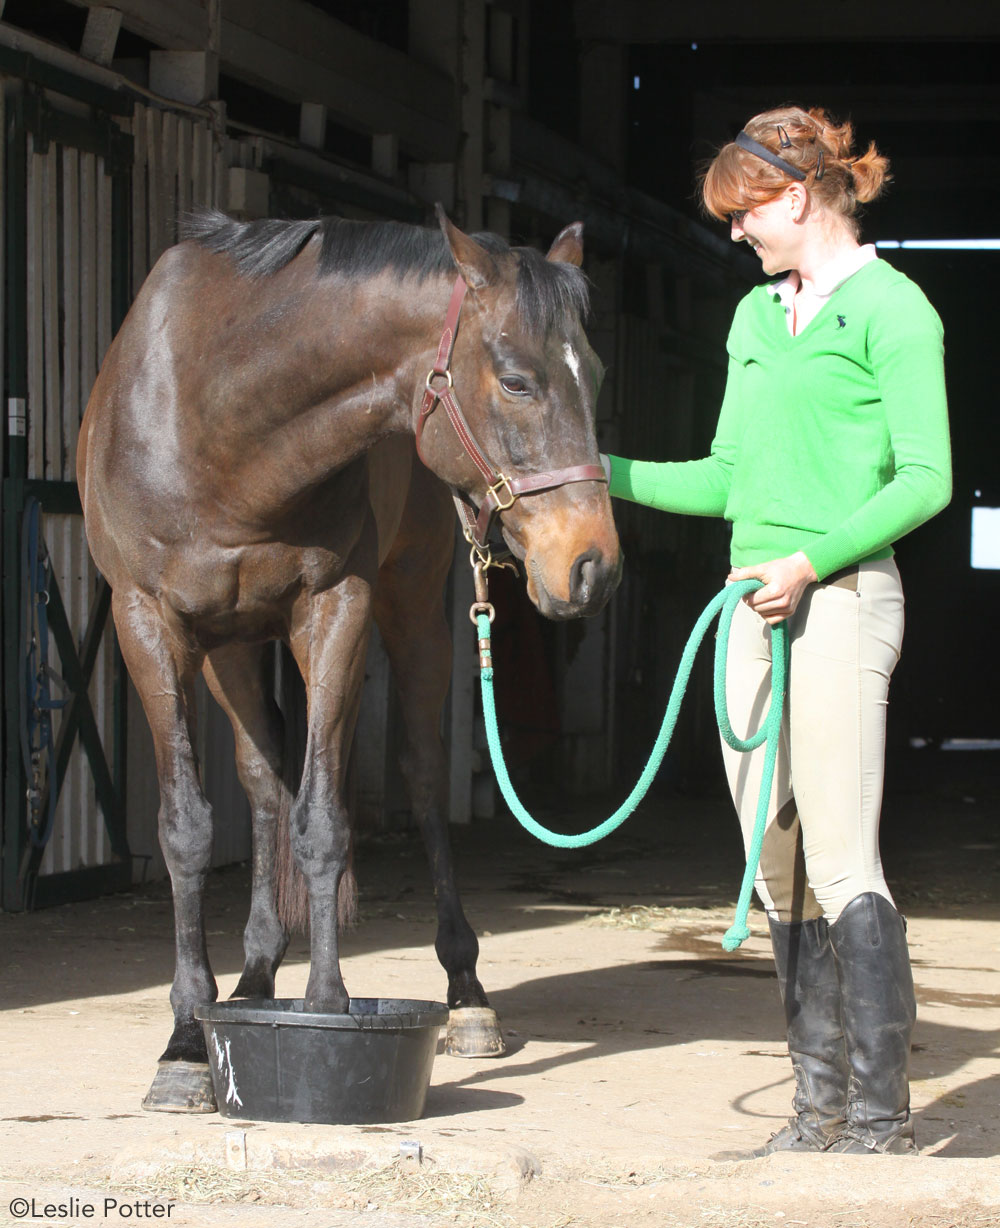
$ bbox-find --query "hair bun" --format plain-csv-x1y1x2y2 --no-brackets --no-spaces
848,142,892,203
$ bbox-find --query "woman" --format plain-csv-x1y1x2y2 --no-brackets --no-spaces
603,106,951,1155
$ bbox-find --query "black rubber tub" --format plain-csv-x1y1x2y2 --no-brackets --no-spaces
194,997,449,1124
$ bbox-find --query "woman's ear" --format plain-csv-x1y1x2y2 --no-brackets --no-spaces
787,182,809,221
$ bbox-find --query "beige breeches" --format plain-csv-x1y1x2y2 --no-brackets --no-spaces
720,559,905,923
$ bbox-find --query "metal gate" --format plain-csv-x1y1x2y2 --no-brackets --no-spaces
1,77,131,909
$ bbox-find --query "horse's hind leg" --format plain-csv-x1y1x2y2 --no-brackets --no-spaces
112,589,217,1111
203,643,290,999
374,479,505,1056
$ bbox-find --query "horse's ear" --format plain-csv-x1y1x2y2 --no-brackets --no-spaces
546,222,584,267
436,203,498,290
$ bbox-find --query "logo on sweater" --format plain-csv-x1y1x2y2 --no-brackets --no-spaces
836,315,847,329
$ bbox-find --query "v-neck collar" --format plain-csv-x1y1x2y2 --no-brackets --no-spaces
770,245,878,338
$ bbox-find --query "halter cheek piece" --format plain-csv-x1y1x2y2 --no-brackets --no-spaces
415,276,607,551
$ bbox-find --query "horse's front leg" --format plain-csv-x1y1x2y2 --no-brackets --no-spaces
203,643,290,999
113,589,218,1111
374,495,505,1056
288,568,374,1013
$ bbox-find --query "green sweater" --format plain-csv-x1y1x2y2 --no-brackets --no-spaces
608,258,952,580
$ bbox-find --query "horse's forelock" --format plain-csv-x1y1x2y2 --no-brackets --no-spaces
512,247,591,337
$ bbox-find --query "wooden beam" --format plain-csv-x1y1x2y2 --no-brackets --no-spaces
79,6,122,67
220,3,455,160
61,0,456,158
574,0,1000,43
64,0,210,50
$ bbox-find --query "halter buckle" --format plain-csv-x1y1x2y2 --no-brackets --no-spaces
487,473,516,512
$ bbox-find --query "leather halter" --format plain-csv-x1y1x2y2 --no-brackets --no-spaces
415,276,607,550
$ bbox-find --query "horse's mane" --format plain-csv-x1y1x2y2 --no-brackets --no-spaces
180,209,589,333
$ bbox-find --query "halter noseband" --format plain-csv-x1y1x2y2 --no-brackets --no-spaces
415,276,608,551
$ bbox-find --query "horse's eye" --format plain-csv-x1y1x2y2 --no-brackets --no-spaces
499,375,530,396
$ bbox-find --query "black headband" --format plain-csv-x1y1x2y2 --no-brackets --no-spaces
734,130,807,181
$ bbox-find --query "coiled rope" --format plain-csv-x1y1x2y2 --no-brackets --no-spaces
475,579,787,950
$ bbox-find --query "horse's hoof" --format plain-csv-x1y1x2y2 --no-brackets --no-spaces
445,1007,506,1058
141,1060,217,1113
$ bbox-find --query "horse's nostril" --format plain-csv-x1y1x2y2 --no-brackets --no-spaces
569,549,601,606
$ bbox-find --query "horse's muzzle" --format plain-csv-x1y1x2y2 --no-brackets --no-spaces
532,546,623,620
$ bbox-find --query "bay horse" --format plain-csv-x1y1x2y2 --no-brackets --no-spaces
77,205,621,1111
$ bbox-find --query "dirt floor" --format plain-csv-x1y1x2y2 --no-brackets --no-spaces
1,749,998,1228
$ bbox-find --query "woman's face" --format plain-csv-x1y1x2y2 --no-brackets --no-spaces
730,190,800,276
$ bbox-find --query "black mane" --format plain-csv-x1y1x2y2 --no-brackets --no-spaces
180,209,589,334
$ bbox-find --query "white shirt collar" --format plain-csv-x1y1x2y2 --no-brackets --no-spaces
771,244,878,308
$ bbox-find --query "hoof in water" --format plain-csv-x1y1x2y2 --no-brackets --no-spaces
445,1007,506,1058
141,1061,217,1113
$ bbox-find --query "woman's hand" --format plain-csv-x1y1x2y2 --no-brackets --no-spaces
728,551,819,625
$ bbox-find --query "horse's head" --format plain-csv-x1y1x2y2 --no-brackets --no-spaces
417,211,622,620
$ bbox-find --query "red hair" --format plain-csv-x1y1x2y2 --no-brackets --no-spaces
701,106,891,237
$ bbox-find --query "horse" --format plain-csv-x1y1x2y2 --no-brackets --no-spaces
77,204,622,1111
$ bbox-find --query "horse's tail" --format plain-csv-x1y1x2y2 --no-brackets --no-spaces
274,646,358,934
274,784,308,935
274,798,358,935
338,846,359,932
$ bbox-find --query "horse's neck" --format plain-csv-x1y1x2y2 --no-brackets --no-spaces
307,272,452,454
213,272,452,503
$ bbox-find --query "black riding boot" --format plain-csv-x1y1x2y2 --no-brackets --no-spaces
825,893,918,1155
753,916,850,1155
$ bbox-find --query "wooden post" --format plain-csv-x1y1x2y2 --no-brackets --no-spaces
372,133,399,180
408,0,459,214
149,51,219,107
41,144,60,480
299,102,327,150
484,4,515,238
579,41,627,173
458,0,485,230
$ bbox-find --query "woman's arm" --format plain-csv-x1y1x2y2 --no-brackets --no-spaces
605,353,744,516
802,281,952,581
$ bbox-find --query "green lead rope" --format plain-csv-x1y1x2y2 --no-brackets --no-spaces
476,579,788,951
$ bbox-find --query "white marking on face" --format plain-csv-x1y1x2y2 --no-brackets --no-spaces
562,342,582,389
